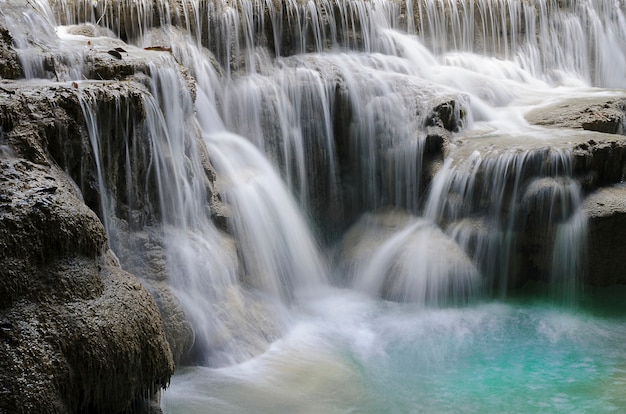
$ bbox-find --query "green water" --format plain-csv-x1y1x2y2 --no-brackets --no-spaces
162,287,626,413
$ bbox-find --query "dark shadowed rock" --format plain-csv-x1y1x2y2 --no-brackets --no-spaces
572,136,626,190
0,28,21,79
425,100,466,132
582,184,626,286
0,160,174,413
0,80,174,413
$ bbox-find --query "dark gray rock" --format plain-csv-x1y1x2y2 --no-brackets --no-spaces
0,28,21,79
572,137,626,190
0,159,174,413
0,80,175,413
582,184,626,285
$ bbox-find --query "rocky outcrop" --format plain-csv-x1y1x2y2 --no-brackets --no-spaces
572,137,626,191
526,96,626,135
434,128,626,290
341,210,480,304
582,184,626,285
0,79,174,412
0,28,21,79
0,159,174,413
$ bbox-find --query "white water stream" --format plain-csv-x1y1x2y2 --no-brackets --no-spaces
2,0,625,412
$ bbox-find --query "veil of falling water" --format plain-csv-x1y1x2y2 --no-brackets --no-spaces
3,0,626,412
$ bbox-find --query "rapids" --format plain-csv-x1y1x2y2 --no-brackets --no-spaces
2,0,626,412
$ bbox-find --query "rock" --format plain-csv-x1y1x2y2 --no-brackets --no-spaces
0,28,21,79
0,252,174,414
425,100,466,132
572,137,626,190
0,80,174,412
0,159,106,307
526,95,626,135
342,210,480,304
582,184,626,285
143,282,194,366
0,159,174,413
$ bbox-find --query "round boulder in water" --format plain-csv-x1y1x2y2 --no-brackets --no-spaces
343,211,480,305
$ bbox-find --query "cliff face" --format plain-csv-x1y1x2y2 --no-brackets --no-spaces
0,31,175,414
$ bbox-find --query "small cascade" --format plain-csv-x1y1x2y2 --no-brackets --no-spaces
344,211,480,305
50,0,626,87
75,52,302,366
219,62,338,209
0,0,62,79
214,49,464,228
141,27,330,301
426,143,588,298
202,130,328,302
52,0,173,41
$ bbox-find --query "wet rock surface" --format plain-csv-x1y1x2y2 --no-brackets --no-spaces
572,137,626,190
583,184,626,285
0,158,175,413
0,77,174,413
0,28,21,79
526,95,626,135
442,129,626,289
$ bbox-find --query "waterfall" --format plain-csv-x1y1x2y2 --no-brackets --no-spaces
24,0,599,340
4,0,622,404
4,0,625,412
424,144,587,297
49,0,626,87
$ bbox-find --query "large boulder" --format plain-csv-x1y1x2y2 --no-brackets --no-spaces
0,158,174,413
0,78,175,412
341,210,480,304
582,184,626,286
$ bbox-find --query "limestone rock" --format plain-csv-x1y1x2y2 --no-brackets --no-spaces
0,158,174,413
0,28,21,79
342,210,480,304
582,184,626,285
0,159,106,307
526,95,626,135
0,252,174,414
143,281,194,366
572,137,626,190
0,80,174,412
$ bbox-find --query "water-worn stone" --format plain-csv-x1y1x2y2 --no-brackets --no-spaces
526,95,626,135
342,210,480,304
572,137,626,190
0,252,174,414
0,159,175,413
0,28,21,79
0,79,174,412
582,184,626,285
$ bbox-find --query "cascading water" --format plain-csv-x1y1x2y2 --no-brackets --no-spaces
3,0,626,412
